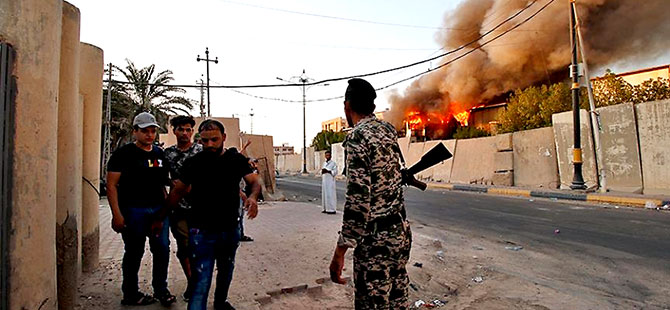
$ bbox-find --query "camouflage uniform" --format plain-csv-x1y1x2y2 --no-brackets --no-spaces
164,142,203,260
338,115,412,310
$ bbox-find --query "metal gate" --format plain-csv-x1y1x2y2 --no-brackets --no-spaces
0,41,16,310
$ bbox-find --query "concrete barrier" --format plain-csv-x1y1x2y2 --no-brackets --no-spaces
635,99,670,195
431,140,457,183
331,143,345,175
512,127,559,188
416,141,440,181
597,103,643,193
240,134,276,194
405,142,425,169
56,3,82,308
314,150,327,173
450,136,497,184
552,109,598,189
276,154,302,172
1,0,63,308
80,43,104,274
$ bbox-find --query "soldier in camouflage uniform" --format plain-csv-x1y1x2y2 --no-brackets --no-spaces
330,78,412,310
164,115,203,300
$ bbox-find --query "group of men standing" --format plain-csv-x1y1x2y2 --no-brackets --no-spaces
107,77,414,310
106,113,260,310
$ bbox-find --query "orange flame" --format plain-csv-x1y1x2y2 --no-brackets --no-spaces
406,111,424,131
454,111,470,126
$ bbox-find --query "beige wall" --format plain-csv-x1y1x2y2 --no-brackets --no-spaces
620,67,669,86
275,154,302,172
597,103,643,193
552,109,598,189
512,127,559,188
56,3,82,309
1,0,63,309
635,99,670,195
450,136,497,184
240,134,276,194
80,43,104,273
331,142,345,175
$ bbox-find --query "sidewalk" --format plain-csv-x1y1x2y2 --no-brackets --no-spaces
77,199,670,309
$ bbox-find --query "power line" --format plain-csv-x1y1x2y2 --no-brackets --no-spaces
220,0,467,31
107,0,539,91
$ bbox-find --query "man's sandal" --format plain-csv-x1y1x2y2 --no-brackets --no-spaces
120,292,156,306
155,291,177,306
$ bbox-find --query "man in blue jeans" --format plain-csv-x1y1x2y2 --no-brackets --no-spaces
164,119,260,310
106,112,176,306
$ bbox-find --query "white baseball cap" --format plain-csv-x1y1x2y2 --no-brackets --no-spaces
133,112,160,129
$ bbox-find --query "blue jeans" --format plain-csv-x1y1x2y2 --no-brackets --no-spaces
188,226,241,310
120,206,170,298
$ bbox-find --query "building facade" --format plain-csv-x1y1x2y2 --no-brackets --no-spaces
321,117,347,132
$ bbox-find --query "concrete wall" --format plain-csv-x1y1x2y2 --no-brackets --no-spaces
275,154,302,172
79,43,103,273
303,147,315,173
635,99,670,195
431,140,457,183
331,142,345,175
240,134,276,194
314,150,327,174
56,3,82,309
449,136,497,184
597,103,643,193
1,0,63,309
552,109,598,189
512,127,559,188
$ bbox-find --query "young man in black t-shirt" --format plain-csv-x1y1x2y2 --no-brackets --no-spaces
106,112,176,306
164,119,261,310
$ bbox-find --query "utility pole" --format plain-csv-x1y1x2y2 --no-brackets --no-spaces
101,62,112,179
196,47,218,117
196,77,206,118
572,0,607,193
277,70,329,174
569,0,586,190
249,108,255,134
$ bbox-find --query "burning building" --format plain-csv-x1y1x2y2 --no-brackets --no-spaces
388,0,670,139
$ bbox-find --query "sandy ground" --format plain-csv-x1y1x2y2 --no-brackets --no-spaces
77,201,670,309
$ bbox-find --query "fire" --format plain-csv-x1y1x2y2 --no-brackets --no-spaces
454,111,470,126
406,111,424,131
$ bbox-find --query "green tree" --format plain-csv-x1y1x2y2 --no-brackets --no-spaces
452,126,490,139
111,59,194,144
632,77,670,103
592,69,634,106
498,82,587,133
311,130,346,151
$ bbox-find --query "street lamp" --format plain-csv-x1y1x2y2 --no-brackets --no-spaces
277,70,329,174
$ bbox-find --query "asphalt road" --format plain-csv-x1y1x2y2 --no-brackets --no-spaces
277,175,670,263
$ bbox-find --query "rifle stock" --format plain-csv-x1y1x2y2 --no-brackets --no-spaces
401,143,453,191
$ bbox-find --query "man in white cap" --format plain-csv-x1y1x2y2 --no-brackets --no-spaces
106,112,176,306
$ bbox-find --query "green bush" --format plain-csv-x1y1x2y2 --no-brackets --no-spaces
452,126,490,139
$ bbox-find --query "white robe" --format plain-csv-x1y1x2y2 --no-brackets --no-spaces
321,160,338,212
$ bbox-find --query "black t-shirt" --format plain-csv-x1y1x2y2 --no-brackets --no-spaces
107,143,170,208
179,148,253,232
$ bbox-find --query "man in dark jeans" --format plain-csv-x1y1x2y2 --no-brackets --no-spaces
106,112,176,306
164,119,261,310
164,115,203,300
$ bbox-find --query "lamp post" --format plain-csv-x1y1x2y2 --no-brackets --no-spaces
196,47,218,117
569,0,586,190
277,70,328,174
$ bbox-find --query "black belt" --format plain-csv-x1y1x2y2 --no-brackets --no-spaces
367,213,405,233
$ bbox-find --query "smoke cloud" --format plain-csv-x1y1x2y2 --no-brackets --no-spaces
387,0,670,126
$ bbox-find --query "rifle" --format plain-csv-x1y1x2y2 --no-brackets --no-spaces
401,143,453,191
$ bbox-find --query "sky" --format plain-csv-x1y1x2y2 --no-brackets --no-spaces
69,0,461,149
69,0,670,150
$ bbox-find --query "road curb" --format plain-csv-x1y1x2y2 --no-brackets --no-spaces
426,182,669,208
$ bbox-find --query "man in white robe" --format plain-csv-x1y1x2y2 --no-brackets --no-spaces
321,150,338,214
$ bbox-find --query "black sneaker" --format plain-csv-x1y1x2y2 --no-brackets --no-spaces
215,300,236,310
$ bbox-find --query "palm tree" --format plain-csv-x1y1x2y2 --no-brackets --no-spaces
111,59,194,145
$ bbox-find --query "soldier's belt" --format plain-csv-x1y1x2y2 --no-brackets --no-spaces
367,213,405,233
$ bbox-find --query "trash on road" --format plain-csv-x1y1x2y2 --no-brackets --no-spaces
662,205,669,210
472,245,484,251
529,199,535,202
409,283,419,291
436,250,445,261
414,300,426,307
413,262,424,268
645,201,657,209
554,229,560,234
472,276,484,283
505,246,523,251
432,299,447,307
